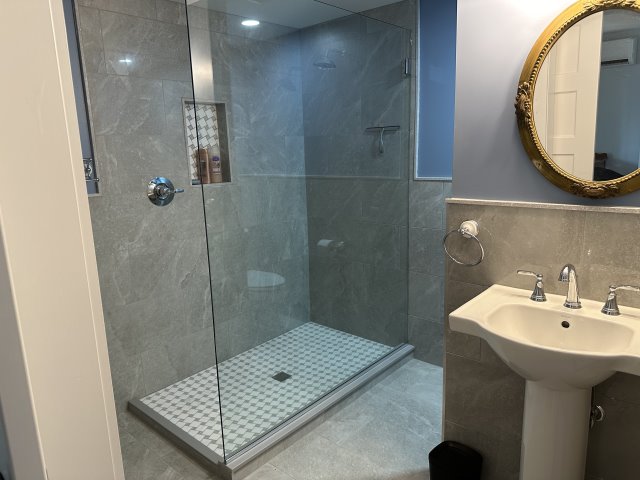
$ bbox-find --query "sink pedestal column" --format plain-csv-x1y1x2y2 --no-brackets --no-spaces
520,381,591,480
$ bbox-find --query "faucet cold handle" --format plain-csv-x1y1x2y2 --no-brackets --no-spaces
601,285,640,316
517,270,546,302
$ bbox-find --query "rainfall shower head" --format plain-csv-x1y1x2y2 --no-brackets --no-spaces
313,57,337,70
312,49,344,70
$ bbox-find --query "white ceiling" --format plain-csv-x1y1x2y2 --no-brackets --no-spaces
193,0,403,29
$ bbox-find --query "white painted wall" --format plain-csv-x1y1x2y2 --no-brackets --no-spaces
0,1,124,479
452,0,640,205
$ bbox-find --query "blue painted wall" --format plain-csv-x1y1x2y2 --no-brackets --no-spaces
416,0,457,179
452,0,640,206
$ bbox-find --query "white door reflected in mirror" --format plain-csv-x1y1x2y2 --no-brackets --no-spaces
533,9,640,182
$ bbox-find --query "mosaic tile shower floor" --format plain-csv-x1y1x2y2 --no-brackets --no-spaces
138,322,394,458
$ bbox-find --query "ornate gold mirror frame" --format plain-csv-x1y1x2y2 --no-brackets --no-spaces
515,0,640,198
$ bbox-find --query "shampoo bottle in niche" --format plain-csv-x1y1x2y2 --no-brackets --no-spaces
210,144,223,183
197,147,211,184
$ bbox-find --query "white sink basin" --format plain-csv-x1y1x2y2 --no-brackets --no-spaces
450,284,640,480
449,285,640,480
450,284,640,389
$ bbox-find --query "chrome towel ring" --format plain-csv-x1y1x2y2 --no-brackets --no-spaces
443,220,485,267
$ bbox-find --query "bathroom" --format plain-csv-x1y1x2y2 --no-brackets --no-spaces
2,0,640,479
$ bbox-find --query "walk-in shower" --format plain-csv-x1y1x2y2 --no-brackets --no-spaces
76,0,413,475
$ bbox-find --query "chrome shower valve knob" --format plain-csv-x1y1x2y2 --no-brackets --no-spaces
147,177,184,206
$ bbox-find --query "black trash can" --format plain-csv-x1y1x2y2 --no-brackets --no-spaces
429,441,483,480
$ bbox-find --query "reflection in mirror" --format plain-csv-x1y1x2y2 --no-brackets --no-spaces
534,9,640,182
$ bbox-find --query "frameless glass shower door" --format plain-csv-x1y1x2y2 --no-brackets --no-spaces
72,0,225,467
185,0,413,462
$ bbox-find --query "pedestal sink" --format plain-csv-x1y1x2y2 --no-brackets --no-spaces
450,285,640,480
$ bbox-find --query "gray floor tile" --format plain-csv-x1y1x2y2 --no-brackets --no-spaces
244,464,296,480
270,434,391,480
265,359,442,480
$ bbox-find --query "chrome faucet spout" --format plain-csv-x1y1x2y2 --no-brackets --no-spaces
558,264,581,309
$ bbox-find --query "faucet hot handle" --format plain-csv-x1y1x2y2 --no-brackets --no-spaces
517,270,546,302
601,285,640,316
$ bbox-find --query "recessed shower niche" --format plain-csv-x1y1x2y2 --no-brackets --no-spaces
183,100,231,185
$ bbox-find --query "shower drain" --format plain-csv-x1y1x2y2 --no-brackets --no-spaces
272,371,292,382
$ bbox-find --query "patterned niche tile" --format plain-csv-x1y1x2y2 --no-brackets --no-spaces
183,101,231,185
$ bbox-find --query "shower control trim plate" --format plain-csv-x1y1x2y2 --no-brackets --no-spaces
147,177,184,206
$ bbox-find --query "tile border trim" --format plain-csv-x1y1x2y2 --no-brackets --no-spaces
446,197,640,215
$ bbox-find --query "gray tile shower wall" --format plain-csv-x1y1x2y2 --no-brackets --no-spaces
301,2,414,348
78,0,216,412
409,181,449,366
444,200,640,480
76,0,310,473
363,0,447,364
191,6,310,362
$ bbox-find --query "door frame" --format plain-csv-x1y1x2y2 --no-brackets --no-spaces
0,1,124,478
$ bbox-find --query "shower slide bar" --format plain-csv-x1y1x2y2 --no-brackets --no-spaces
365,125,401,154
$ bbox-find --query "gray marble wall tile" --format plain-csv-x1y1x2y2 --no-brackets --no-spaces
100,10,189,59
409,227,444,277
155,0,187,26
119,433,183,480
87,74,166,135
308,216,407,271
78,0,157,19
446,203,587,290
361,80,408,130
141,326,216,393
408,271,443,321
361,179,408,226
445,353,525,440
408,316,443,366
284,137,306,175
303,90,362,137
104,50,192,82
445,280,487,361
77,7,106,74
409,181,446,229
306,178,362,221
361,28,407,88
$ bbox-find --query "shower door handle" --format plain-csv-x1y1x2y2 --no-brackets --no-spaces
147,177,184,206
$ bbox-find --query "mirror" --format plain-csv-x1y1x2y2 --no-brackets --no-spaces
516,1,640,198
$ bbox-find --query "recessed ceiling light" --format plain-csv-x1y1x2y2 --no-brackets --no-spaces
241,19,260,27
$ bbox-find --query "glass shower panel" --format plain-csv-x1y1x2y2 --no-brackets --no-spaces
186,0,411,461
73,0,224,466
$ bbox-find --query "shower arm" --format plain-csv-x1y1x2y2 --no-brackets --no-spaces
365,126,400,154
